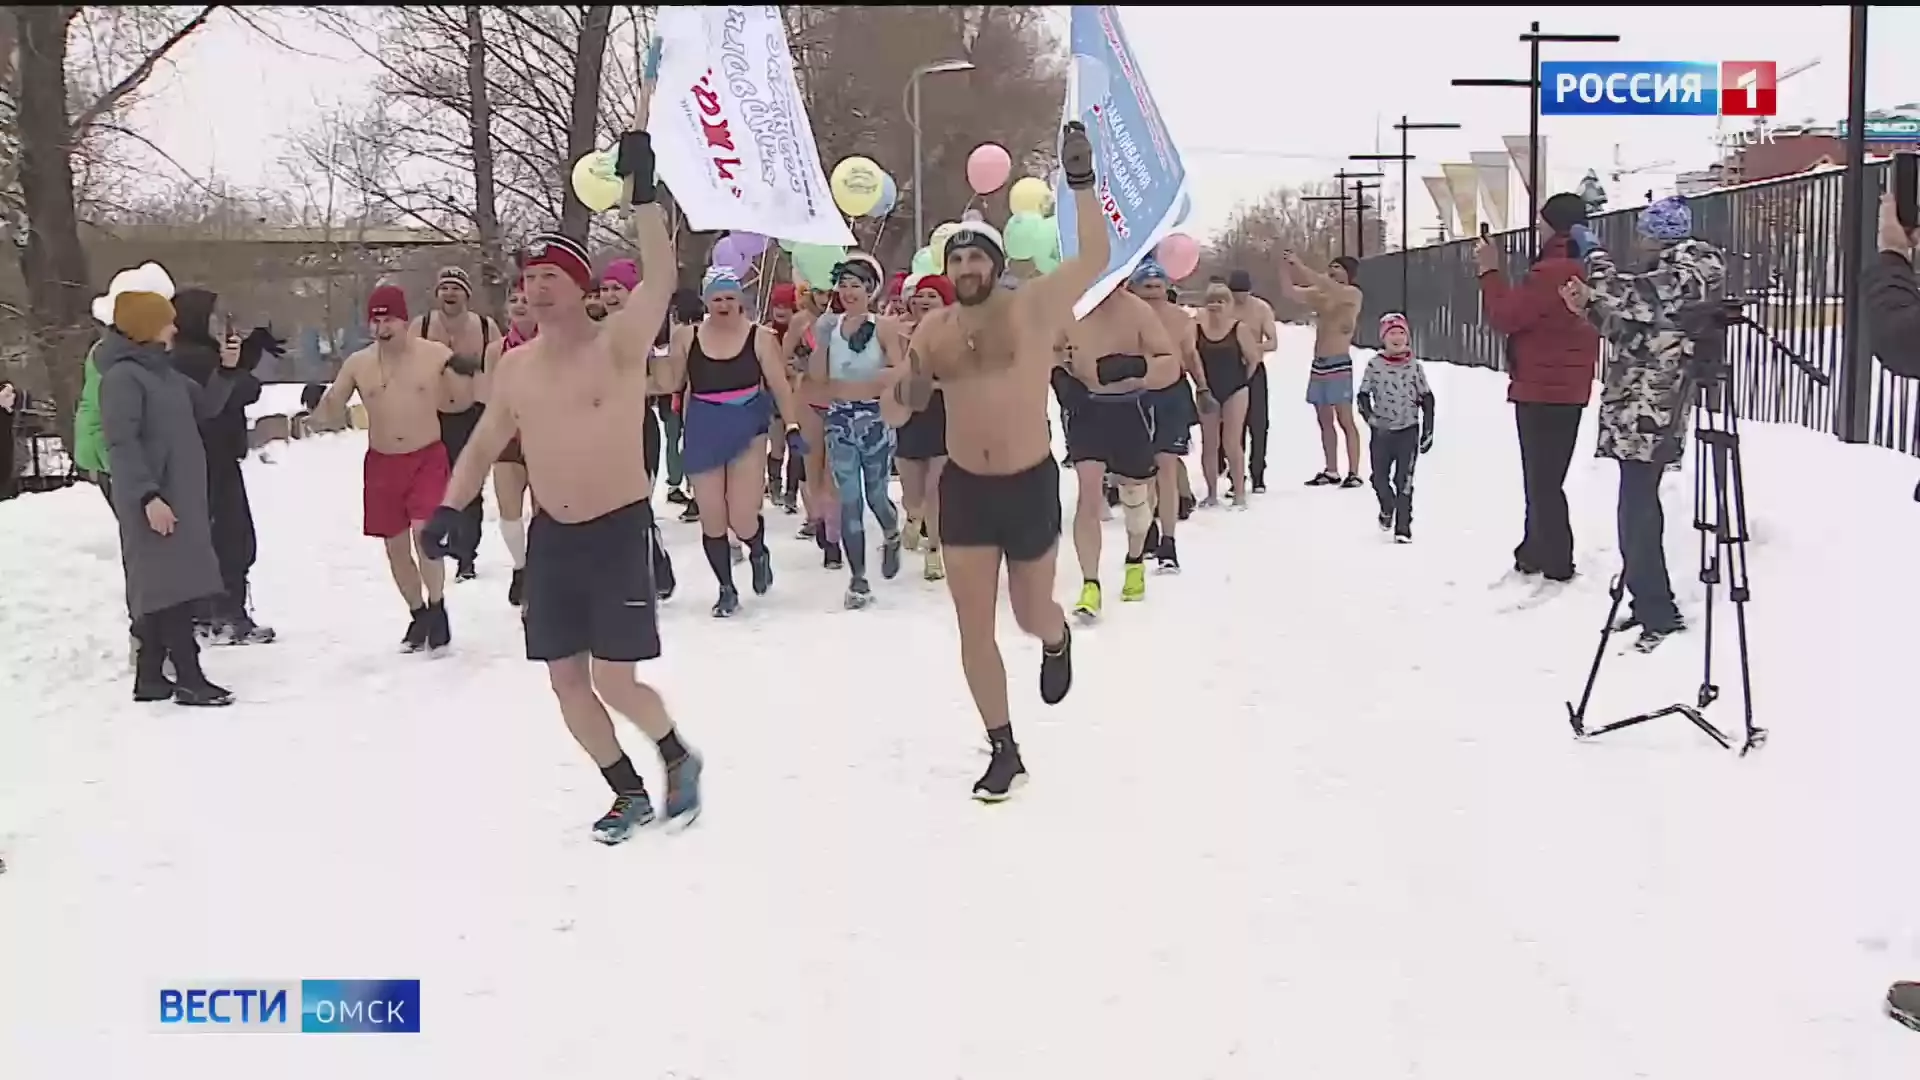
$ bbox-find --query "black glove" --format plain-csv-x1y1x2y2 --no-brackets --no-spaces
419,506,464,561
1061,121,1095,190
1355,391,1374,424
1095,354,1148,384
1195,388,1219,416
615,130,659,205
1419,426,1434,454
444,353,484,377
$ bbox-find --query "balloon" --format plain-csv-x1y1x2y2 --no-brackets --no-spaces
1042,216,1062,259
779,237,799,253
830,156,886,218
791,242,845,289
570,150,623,214
1155,232,1201,279
966,143,1012,195
911,246,936,275
712,236,752,277
729,231,769,257
928,221,962,265
869,174,899,219
1032,249,1061,275
1002,212,1050,261
1009,176,1052,217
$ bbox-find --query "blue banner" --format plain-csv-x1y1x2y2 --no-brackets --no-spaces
1053,6,1189,319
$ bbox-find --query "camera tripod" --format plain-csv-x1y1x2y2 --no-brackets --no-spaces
1564,299,1825,756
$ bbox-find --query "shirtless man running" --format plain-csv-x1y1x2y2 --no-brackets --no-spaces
313,285,470,652
885,121,1106,802
1061,285,1178,616
1226,269,1279,493
424,127,701,845
1279,251,1365,488
416,267,502,581
1128,258,1204,571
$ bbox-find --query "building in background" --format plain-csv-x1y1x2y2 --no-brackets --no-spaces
1679,111,1920,196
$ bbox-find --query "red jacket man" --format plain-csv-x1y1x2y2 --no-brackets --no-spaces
1476,192,1601,582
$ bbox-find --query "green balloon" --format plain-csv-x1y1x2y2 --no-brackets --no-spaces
1042,216,1062,259
791,243,845,288
911,246,936,275
779,237,799,253
1003,212,1050,261
1032,249,1061,275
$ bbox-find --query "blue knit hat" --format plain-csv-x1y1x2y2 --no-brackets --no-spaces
1639,196,1692,242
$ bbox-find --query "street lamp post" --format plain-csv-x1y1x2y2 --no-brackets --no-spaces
1351,181,1382,258
905,59,977,246
1352,115,1462,311
1452,21,1619,259
1838,4,1871,443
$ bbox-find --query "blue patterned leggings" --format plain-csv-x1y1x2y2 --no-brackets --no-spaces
824,401,901,579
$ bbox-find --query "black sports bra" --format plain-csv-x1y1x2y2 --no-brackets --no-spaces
685,327,763,395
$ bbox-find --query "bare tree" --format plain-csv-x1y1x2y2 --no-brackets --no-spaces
1195,184,1350,322
784,6,1066,273
6,5,221,443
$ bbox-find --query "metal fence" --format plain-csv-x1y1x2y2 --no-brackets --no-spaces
1354,162,1913,454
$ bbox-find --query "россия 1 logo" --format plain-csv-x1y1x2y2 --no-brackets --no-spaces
1540,61,1777,118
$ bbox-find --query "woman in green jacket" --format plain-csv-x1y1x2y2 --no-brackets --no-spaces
73,343,111,502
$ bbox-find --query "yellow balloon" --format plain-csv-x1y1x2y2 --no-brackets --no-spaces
929,222,962,265
830,156,886,218
571,150,624,214
1008,176,1053,217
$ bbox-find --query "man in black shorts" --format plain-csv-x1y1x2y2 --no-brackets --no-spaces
885,120,1108,802
426,125,701,845
1061,287,1179,617
1128,258,1201,572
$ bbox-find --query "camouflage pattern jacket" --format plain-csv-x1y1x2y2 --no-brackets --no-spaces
1582,238,1726,464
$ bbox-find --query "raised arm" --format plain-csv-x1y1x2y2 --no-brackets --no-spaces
1018,122,1112,334
1581,238,1723,335
652,325,692,396
1276,256,1320,309
604,131,676,367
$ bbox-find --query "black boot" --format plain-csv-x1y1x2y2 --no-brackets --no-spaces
972,726,1028,802
132,626,175,702
1039,622,1073,705
162,612,232,707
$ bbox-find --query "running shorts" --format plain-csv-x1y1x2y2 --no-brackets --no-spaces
363,441,450,539
1063,394,1158,481
523,500,661,663
939,456,1061,564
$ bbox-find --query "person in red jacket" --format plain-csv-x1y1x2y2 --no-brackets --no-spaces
1476,191,1601,582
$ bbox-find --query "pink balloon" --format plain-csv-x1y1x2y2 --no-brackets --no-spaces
966,143,1013,195
1155,232,1200,279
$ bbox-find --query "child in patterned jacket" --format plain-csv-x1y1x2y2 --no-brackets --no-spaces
1356,312,1436,542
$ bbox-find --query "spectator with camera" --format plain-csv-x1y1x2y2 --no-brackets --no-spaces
1476,192,1603,584
168,287,281,646
1869,190,1919,379
1558,196,1726,653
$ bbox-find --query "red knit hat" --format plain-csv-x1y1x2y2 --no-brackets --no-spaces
367,284,409,322
913,275,956,306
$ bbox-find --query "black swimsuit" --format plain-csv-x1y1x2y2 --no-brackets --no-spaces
1196,321,1249,401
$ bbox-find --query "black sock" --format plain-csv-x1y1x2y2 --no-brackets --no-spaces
1125,553,1144,565
766,453,782,489
986,722,1017,749
655,729,688,766
599,754,646,795
702,534,736,590
744,516,768,556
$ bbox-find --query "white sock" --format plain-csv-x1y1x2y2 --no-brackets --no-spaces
499,517,527,568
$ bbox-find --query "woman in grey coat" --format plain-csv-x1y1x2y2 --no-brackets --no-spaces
99,319,244,706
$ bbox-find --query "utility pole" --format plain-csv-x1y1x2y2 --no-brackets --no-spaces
1452,21,1620,259
1351,180,1382,258
1837,5,1871,443
1352,115,1462,311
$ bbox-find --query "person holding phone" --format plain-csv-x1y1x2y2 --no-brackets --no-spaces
1868,174,1920,380
1474,191,1602,585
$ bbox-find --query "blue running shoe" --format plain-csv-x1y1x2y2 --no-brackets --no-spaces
592,792,655,845
664,751,703,826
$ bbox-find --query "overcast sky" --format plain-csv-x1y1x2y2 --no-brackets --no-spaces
125,5,1920,246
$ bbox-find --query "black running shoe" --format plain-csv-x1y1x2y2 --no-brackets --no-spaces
678,499,700,524
748,543,774,595
424,600,451,651
174,680,234,707
1305,471,1338,486
401,606,429,652
1377,509,1394,531
1154,535,1180,573
666,487,690,505
972,730,1027,802
455,559,477,582
1039,623,1073,705
1177,494,1195,521
822,541,844,570
1340,473,1364,489
507,568,526,607
712,588,741,618
592,791,656,844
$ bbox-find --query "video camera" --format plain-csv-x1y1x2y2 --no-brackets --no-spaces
1678,296,1829,389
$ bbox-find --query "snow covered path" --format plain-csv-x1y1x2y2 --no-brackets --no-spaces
3,327,1918,1078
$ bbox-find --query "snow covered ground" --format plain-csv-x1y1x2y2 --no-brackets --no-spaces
3,324,1919,1078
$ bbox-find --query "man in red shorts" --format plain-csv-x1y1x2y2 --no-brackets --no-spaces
313,284,469,652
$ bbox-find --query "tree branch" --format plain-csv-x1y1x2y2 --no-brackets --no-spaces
68,4,222,138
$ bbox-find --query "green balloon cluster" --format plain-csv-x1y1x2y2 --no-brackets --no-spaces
911,246,936,275
1003,212,1053,261
781,240,846,289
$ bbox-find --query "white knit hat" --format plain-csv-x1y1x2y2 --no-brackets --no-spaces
92,262,176,326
